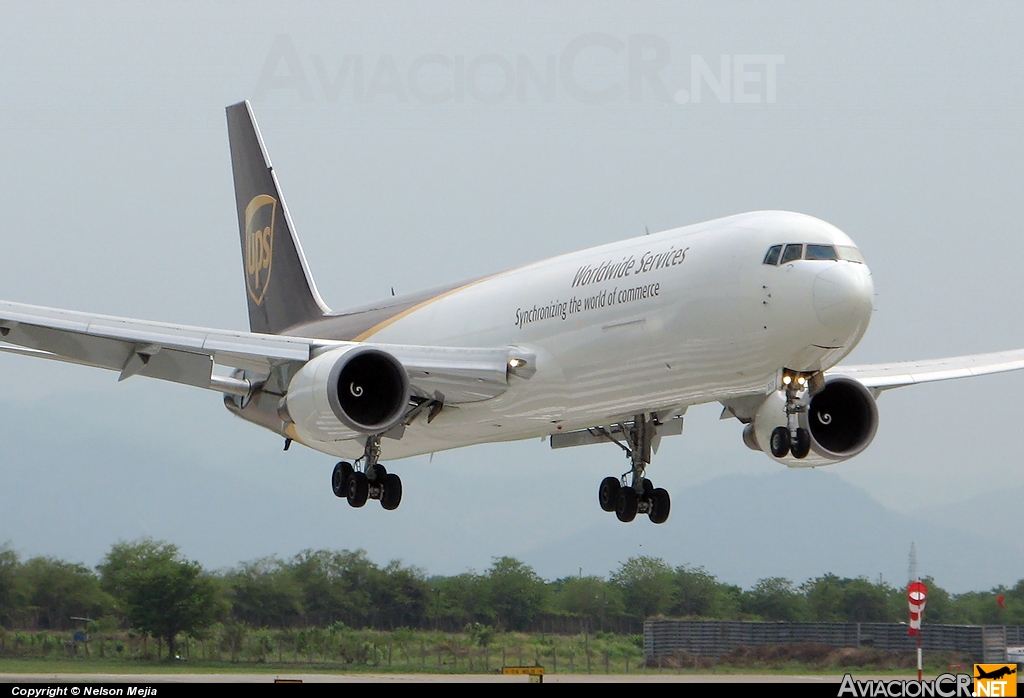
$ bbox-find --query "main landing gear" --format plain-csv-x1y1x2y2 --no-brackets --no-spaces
596,414,671,524
769,372,814,460
330,434,403,510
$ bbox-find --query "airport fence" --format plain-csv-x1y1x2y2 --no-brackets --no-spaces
644,620,1023,664
425,613,643,635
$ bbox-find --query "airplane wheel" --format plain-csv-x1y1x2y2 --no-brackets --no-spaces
616,487,638,523
368,463,387,482
381,473,402,510
791,428,811,459
770,427,790,458
347,471,369,508
332,462,354,498
599,477,621,512
641,478,655,497
649,488,671,524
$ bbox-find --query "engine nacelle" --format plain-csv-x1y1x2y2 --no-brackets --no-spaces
748,376,879,465
285,345,411,444
806,376,879,460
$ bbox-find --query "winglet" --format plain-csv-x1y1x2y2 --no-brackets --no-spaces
226,101,330,334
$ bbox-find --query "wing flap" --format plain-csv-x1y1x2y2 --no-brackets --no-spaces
135,349,214,388
6,321,132,371
0,339,216,389
0,343,101,369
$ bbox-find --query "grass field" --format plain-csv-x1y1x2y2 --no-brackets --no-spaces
0,644,978,678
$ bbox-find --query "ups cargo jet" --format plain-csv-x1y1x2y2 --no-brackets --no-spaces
2,102,1023,524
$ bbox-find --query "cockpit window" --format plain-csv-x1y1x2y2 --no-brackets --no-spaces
765,243,865,266
837,245,865,263
763,245,782,265
805,244,839,261
779,244,803,264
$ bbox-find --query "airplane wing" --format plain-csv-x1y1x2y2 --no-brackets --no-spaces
0,300,518,403
829,348,1024,391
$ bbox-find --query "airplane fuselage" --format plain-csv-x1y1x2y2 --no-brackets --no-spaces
276,210,874,461
3,101,1016,523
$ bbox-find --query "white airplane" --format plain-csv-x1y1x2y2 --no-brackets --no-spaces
3,101,1023,525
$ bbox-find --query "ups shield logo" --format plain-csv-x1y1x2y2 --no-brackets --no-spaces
244,194,276,305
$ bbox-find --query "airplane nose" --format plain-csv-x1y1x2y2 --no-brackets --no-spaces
813,263,874,331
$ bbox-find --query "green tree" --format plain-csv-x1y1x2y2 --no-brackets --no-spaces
486,557,548,631
289,549,389,627
670,565,738,618
1001,579,1024,625
550,575,623,621
885,583,909,622
840,577,891,622
610,556,675,619
371,560,428,630
804,575,892,623
98,539,224,658
227,557,303,628
951,591,1001,625
804,573,845,621
0,544,23,628
915,577,955,624
428,572,492,628
20,557,112,629
741,577,805,621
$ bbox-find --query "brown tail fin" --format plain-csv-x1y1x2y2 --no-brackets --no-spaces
226,101,329,334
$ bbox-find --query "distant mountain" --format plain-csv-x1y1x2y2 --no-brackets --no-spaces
913,484,1024,547
2,389,1020,594
520,470,1024,593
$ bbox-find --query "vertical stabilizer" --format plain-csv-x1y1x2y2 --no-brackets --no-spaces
226,101,329,334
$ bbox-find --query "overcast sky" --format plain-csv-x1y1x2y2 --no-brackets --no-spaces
1,2,1022,587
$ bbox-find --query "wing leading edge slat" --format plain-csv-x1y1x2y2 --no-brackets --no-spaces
830,348,1024,389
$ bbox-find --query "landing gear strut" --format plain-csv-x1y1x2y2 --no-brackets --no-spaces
330,434,403,510
770,371,816,459
595,414,671,524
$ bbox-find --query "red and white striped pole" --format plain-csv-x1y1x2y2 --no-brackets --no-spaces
907,581,928,681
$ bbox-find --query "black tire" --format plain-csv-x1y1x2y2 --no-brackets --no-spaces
599,477,621,512
368,463,387,482
381,473,402,510
641,478,655,497
770,426,790,458
791,428,811,459
347,471,369,508
332,462,354,498
616,487,638,523
649,488,671,524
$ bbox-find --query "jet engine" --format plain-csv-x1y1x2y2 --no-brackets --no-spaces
745,376,879,464
285,345,411,444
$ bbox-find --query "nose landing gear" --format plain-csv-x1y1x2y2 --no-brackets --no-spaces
769,371,816,459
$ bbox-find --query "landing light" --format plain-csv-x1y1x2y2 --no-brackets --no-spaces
782,375,792,385
506,355,537,380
